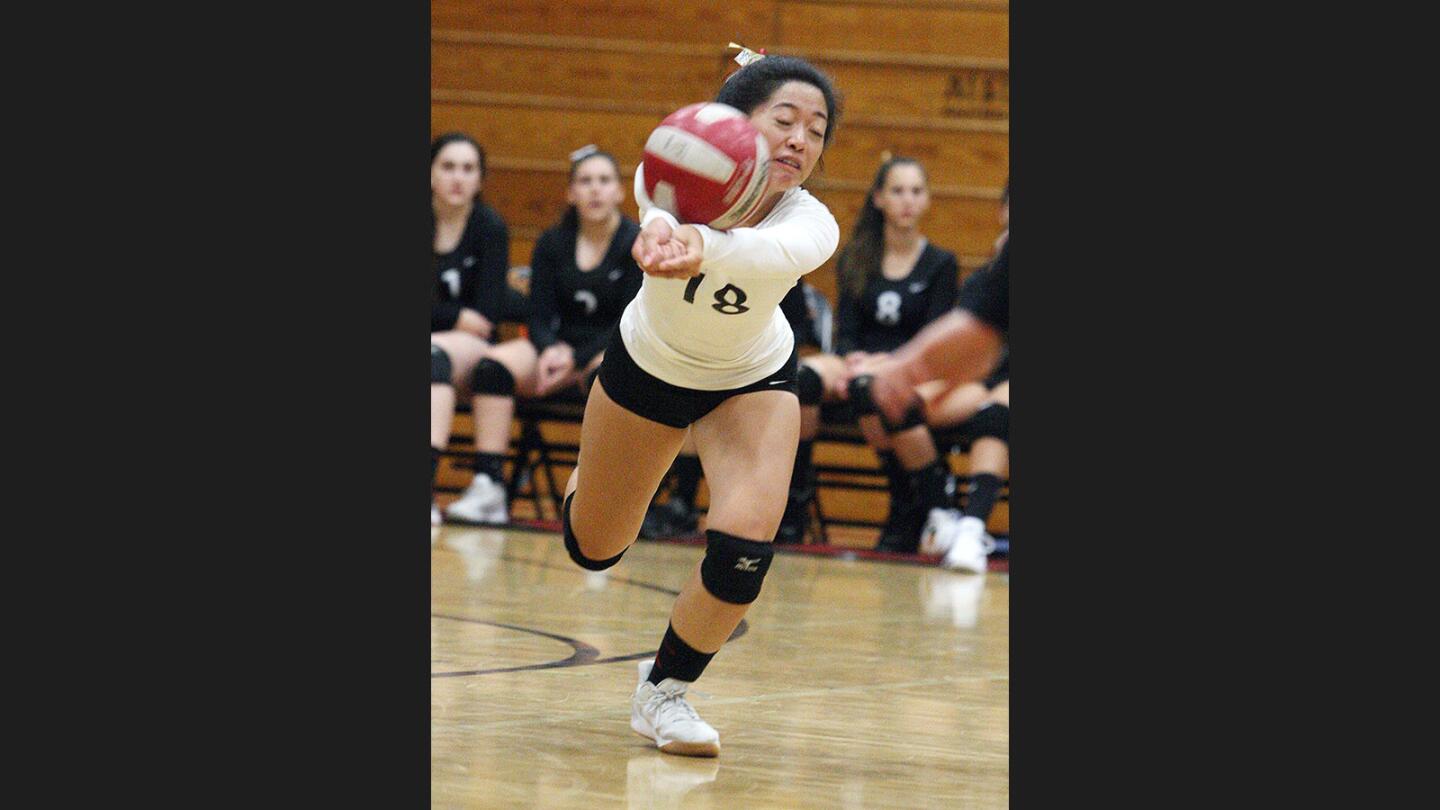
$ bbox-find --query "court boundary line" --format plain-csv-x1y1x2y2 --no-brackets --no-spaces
431,551,748,678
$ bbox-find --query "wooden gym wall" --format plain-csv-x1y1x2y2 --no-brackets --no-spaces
431,0,1010,309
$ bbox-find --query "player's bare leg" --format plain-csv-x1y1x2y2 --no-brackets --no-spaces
928,381,1008,570
447,337,539,524
562,379,688,562
430,384,455,454
431,331,489,528
430,332,488,393
677,388,796,646
628,390,797,757
470,338,539,454
431,380,456,532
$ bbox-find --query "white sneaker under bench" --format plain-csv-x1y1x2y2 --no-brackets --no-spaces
631,660,720,758
941,513,996,574
444,473,508,524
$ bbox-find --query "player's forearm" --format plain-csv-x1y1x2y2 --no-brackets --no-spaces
636,170,838,279
692,217,838,279
892,310,1004,388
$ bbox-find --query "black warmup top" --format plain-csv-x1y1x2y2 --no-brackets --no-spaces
835,242,960,355
957,239,1008,337
779,283,821,352
432,203,510,334
527,216,644,367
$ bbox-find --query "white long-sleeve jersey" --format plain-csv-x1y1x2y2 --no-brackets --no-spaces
620,169,840,389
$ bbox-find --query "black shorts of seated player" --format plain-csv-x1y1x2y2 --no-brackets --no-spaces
598,329,799,429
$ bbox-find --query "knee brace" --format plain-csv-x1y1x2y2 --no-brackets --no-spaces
848,373,922,431
847,374,878,415
431,345,452,385
963,403,1009,444
797,364,823,406
471,358,516,396
562,492,628,571
700,529,775,604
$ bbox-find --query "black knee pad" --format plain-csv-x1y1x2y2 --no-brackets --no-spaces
471,358,516,396
431,345,452,385
849,373,922,430
699,530,775,604
562,492,627,571
847,374,878,415
964,403,1009,443
797,364,823,406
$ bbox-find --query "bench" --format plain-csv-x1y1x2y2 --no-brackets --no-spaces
438,395,1009,546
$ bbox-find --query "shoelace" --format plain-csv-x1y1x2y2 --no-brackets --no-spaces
648,685,704,725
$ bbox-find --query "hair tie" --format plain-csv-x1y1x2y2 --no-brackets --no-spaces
568,144,600,163
727,42,767,68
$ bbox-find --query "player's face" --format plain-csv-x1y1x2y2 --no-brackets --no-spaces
750,81,828,193
873,164,930,229
566,156,625,224
432,142,482,207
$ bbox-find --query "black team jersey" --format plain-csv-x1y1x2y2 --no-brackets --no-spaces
957,238,1008,337
432,202,510,334
528,216,644,367
835,242,960,355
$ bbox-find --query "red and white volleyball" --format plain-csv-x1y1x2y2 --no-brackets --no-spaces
640,102,770,230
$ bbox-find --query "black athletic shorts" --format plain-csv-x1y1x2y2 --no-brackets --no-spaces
597,331,799,428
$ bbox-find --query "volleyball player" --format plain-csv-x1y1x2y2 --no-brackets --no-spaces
917,190,1010,570
561,54,841,757
849,238,1008,465
786,157,961,550
446,146,642,524
429,133,518,527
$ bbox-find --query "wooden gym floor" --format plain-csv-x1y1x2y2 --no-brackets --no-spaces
432,525,1009,808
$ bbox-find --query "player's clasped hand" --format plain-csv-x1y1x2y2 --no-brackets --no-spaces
865,358,925,426
534,343,576,397
632,219,704,279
